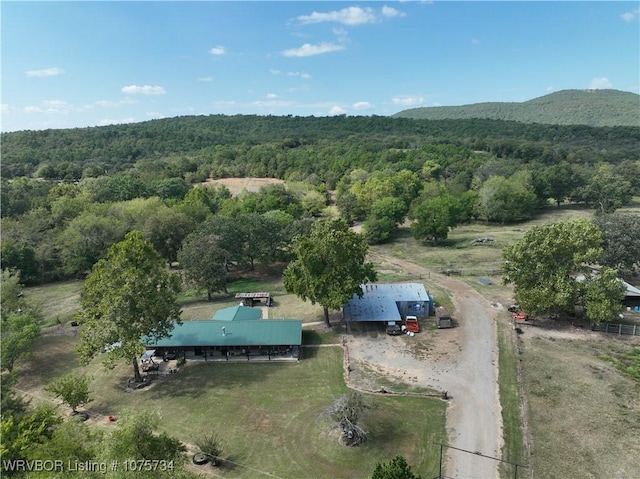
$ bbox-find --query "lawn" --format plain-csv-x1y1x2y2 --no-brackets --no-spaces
16,336,447,479
496,315,527,477
519,336,640,479
18,202,640,478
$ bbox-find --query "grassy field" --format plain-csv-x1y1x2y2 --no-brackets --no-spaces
496,315,528,477
519,336,640,479
18,201,640,478
16,335,446,479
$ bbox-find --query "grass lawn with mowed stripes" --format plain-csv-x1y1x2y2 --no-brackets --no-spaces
17,336,447,479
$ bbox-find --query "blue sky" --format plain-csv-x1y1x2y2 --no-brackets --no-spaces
2,1,639,132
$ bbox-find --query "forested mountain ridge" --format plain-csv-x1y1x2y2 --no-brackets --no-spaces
2,115,639,181
393,89,640,127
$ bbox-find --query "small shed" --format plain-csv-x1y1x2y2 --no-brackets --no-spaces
622,280,640,310
235,292,272,307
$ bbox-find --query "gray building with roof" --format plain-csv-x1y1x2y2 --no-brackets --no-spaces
342,283,432,325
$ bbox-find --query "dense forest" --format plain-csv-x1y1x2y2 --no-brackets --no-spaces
394,89,640,127
1,114,639,286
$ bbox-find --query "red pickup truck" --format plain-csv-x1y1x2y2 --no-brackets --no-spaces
404,316,420,333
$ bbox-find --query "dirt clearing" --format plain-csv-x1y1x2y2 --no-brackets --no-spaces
198,177,285,195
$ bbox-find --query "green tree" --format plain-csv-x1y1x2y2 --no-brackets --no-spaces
57,212,126,275
142,208,194,264
0,405,60,474
579,164,633,215
0,242,39,285
409,195,459,244
1,269,26,318
101,410,186,464
580,268,626,324
336,191,363,224
178,233,229,300
478,176,537,224
371,456,422,479
46,374,92,413
77,231,182,383
540,162,577,206
363,217,396,245
593,213,640,274
283,218,377,327
502,220,606,318
1,313,41,373
26,419,102,476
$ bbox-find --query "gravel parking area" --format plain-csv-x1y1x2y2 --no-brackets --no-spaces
345,260,503,478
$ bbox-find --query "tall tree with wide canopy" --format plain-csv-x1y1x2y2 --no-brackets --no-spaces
593,213,640,275
502,219,624,322
283,218,377,327
77,231,181,382
178,232,229,300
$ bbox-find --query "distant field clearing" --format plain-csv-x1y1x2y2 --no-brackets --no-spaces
198,177,285,195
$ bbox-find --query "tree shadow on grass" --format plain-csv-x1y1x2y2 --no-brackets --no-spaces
16,335,80,391
145,361,284,400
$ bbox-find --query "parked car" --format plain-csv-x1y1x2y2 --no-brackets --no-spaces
404,316,420,333
385,323,402,335
435,307,453,329
163,350,178,361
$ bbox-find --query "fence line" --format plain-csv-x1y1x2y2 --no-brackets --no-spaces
591,322,640,336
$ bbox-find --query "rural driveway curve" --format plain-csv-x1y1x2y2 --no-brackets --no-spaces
346,255,502,479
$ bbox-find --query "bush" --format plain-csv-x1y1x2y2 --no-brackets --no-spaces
195,433,224,466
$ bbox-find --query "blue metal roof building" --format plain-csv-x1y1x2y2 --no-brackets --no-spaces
342,283,432,323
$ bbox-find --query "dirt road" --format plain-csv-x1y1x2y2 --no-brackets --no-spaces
346,254,503,478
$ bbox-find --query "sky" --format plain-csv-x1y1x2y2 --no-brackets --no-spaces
1,1,639,132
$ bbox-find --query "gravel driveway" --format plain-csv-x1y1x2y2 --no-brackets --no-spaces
345,258,502,478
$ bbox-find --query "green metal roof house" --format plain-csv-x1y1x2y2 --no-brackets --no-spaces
212,305,262,321
145,318,302,361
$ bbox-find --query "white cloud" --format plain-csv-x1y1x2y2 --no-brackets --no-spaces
209,46,227,55
270,69,312,79
1,103,11,113
621,8,640,22
546,86,555,92
266,93,278,99
96,98,137,107
121,85,166,95
329,105,347,115
197,76,213,82
25,67,64,77
146,112,165,119
352,101,373,110
589,77,613,89
297,6,378,25
471,38,481,45
24,106,44,113
42,100,69,108
333,27,350,44
391,95,425,106
99,117,135,126
382,5,405,19
282,42,345,57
